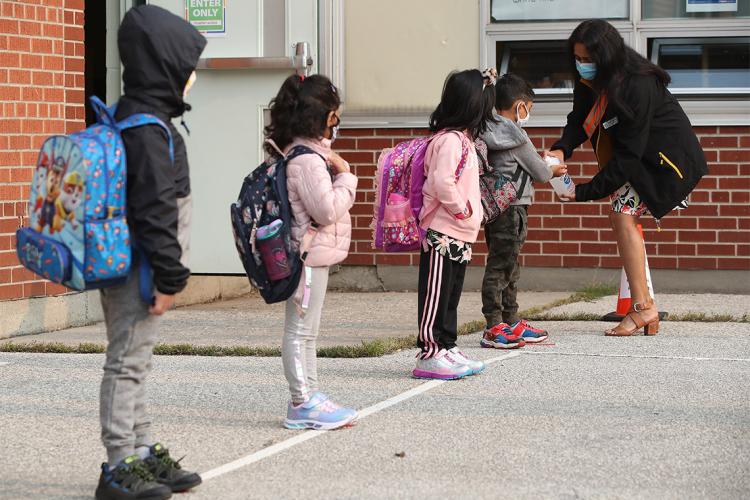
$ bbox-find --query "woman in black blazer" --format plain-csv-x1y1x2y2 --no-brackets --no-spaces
547,19,708,337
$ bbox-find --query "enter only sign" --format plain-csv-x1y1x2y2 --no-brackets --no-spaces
185,0,226,36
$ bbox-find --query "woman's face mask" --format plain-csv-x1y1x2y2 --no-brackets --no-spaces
184,72,197,97
576,60,597,80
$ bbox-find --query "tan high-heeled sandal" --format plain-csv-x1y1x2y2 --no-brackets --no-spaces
605,299,659,336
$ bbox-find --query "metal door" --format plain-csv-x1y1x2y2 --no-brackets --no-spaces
143,0,318,274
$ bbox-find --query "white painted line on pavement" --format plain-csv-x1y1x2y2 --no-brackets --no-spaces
201,351,521,482
524,351,750,362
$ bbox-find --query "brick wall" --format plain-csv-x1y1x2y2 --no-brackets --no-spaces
0,0,85,300
338,126,750,271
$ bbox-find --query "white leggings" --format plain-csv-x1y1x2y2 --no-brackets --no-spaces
282,266,329,404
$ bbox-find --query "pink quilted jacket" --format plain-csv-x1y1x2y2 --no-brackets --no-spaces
284,137,358,267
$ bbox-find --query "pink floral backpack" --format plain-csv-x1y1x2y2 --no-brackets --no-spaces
371,131,469,252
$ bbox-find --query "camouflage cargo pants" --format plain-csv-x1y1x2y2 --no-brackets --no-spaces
481,206,528,329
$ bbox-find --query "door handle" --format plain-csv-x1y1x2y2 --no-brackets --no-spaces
196,41,313,76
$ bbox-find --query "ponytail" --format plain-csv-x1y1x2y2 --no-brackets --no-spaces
264,74,341,157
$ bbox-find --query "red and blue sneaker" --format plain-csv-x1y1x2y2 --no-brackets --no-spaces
510,319,549,343
480,323,525,349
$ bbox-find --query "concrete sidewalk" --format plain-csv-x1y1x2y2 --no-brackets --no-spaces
3,291,749,350
0,292,568,348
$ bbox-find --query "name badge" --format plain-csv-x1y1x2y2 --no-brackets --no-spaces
603,117,619,129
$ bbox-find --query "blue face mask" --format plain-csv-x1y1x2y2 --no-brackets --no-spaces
576,60,597,80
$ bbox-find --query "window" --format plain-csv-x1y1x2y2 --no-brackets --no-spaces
497,40,573,96
643,0,749,19
490,0,629,22
649,37,750,92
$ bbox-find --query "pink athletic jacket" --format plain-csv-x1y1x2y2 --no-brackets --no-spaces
284,137,358,267
419,131,481,244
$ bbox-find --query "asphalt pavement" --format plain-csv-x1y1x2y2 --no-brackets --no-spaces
1,317,748,499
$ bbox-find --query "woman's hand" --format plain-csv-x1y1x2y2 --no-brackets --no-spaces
544,149,565,164
328,151,350,174
558,192,576,202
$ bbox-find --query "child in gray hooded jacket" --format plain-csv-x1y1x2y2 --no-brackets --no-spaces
479,73,567,349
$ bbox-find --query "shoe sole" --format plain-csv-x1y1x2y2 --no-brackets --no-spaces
283,413,358,431
168,475,202,493
412,369,470,380
96,486,172,500
480,340,524,349
521,335,548,343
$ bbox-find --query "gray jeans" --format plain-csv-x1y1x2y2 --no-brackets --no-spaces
99,195,191,464
282,266,329,405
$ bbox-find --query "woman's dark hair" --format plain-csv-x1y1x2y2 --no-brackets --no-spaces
429,69,494,138
264,74,340,156
495,73,535,111
568,19,670,120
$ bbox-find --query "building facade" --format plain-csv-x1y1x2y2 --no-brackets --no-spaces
0,0,748,306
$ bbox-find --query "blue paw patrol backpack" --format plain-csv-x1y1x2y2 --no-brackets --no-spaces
16,96,173,292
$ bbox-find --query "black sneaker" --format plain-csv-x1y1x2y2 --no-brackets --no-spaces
143,443,202,493
95,455,172,500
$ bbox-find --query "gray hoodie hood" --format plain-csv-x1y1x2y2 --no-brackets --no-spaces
481,111,528,152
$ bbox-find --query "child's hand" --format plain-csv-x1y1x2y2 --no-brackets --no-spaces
328,152,350,175
558,193,576,202
544,149,564,163
149,292,175,315
552,163,568,178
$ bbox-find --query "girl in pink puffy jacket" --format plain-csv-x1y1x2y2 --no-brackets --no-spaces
264,75,358,430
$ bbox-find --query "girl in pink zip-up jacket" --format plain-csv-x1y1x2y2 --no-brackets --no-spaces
413,69,496,380
264,74,359,430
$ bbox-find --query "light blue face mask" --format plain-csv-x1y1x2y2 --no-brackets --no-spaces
576,60,597,80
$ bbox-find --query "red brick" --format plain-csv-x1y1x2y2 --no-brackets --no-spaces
357,138,394,149
0,283,23,300
23,281,47,297
710,164,739,176
377,254,412,265
374,128,419,137
524,255,562,267
709,191,729,203
339,128,377,137
343,253,374,265
581,216,613,229
720,205,750,217
542,216,580,228
718,126,750,134
718,232,749,244
340,151,374,164
649,257,678,269
527,229,560,241
678,230,717,243
333,138,356,150
717,258,750,271
737,245,750,256
697,244,737,256
720,150,750,162
679,257,717,270
657,244,696,256
700,136,738,148
562,256,601,267
732,192,750,204
542,242,579,254
698,218,738,230
581,242,618,254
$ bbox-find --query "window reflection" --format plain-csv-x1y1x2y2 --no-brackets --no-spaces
497,41,574,94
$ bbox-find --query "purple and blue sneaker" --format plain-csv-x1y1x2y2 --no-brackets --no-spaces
284,392,358,430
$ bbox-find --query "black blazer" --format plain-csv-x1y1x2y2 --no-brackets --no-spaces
551,75,708,219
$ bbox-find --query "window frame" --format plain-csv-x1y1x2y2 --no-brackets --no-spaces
481,0,750,126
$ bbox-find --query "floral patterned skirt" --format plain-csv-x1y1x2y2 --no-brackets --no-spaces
610,183,649,216
611,182,689,217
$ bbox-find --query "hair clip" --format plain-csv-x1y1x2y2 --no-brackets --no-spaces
299,74,305,82
482,67,498,87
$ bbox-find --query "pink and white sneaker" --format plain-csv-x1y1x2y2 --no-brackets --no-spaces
412,349,472,380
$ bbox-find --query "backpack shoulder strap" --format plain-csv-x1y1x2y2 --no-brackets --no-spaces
286,144,326,164
116,113,175,165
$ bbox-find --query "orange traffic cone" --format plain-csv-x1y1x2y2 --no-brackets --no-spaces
602,225,666,322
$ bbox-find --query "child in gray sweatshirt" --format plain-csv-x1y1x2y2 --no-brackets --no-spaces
479,73,567,349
